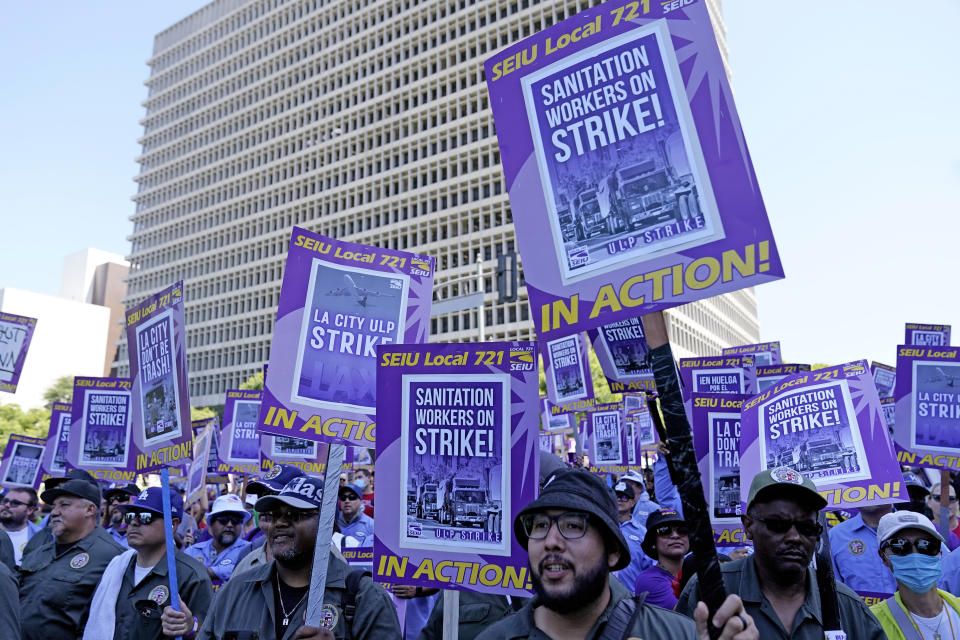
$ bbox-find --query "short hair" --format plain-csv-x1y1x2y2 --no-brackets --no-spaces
8,487,38,508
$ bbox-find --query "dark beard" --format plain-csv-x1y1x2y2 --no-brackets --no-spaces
530,557,609,613
274,548,313,570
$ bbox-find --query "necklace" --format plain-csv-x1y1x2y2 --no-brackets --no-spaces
905,598,957,640
276,573,309,627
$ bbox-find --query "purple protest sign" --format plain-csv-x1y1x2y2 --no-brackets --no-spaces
543,333,593,405
186,421,215,505
65,377,138,483
220,390,263,475
587,316,655,393
623,392,658,453
192,418,227,482
484,1,783,339
905,323,951,347
538,433,555,453
259,433,328,478
721,342,782,366
539,398,575,431
692,394,749,547
870,361,896,399
742,361,904,510
375,342,539,595
756,364,811,392
880,397,895,432
125,282,193,472
0,312,38,394
41,402,72,478
0,434,46,490
894,344,960,470
583,402,626,473
261,227,435,448
679,355,755,423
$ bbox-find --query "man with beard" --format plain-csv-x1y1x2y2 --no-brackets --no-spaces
476,468,757,640
185,494,252,588
0,487,41,565
102,482,140,548
198,476,400,639
677,467,886,639
19,470,125,640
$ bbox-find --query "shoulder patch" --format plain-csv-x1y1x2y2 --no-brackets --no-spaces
70,553,90,569
148,585,170,605
321,603,340,630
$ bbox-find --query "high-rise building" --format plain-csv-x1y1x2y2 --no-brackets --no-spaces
120,0,758,407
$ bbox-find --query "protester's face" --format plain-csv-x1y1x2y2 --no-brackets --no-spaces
615,492,636,521
743,498,819,580
928,484,958,519
654,523,690,560
209,513,242,547
879,528,941,572
339,491,361,519
265,508,318,569
0,490,35,528
527,509,618,612
50,496,96,541
125,511,167,550
106,493,131,524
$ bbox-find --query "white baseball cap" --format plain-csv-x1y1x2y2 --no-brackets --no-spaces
877,510,944,545
209,494,252,523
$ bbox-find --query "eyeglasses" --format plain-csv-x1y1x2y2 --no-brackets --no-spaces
930,494,958,503
521,512,589,540
259,510,319,524
882,537,941,557
655,524,690,537
0,498,30,508
108,495,130,505
211,515,245,526
753,516,823,538
124,512,159,525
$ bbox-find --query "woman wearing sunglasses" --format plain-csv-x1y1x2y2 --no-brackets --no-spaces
871,511,960,640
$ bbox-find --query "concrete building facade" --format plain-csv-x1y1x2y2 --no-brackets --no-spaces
121,0,757,407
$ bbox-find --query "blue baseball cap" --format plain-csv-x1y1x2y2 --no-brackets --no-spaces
247,464,306,496
339,483,363,501
118,487,184,520
256,477,325,512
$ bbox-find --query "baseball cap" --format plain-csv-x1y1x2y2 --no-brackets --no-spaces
877,511,945,545
209,494,252,523
513,467,630,571
903,473,931,498
118,487,184,520
641,508,687,558
40,471,101,506
339,483,363,501
613,480,635,500
104,482,141,501
247,464,306,496
620,470,645,486
747,466,827,512
256,476,325,512
539,450,567,484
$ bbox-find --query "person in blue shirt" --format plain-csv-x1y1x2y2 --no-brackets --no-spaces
184,494,251,589
612,479,654,593
829,504,898,597
337,483,374,545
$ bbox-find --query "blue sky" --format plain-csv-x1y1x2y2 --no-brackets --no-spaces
2,1,958,365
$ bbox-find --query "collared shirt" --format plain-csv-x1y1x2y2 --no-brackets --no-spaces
941,547,960,596
112,549,213,640
338,512,375,546
475,575,696,640
828,513,897,597
19,526,125,640
184,537,251,587
105,525,131,549
614,515,653,594
198,555,401,640
676,556,887,640
634,563,679,609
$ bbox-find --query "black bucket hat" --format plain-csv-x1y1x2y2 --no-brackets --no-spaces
513,468,630,571
641,508,687,559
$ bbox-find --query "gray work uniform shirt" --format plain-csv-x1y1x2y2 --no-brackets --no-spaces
112,548,214,640
198,554,401,640
0,561,20,639
676,556,887,640
19,526,125,640
475,575,696,640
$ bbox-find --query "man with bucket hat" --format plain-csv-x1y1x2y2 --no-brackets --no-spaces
199,475,400,640
82,486,214,640
476,467,757,640
677,467,886,640
19,469,126,640
185,493,252,588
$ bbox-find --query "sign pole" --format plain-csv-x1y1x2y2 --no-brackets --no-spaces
305,443,346,626
442,589,460,640
160,467,183,640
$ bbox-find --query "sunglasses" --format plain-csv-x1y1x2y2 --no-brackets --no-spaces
258,509,319,524
521,512,589,540
655,524,690,537
211,515,244,526
108,495,130,505
754,516,822,538
124,511,159,525
882,537,941,557
930,494,958,503
616,494,634,502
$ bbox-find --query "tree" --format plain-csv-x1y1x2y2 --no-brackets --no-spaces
0,403,50,455
190,406,216,421
43,375,75,409
240,371,264,390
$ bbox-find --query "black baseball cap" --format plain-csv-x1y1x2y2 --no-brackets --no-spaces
41,470,101,506
247,464,306,496
255,477,325,512
641,508,687,558
514,468,630,571
613,480,635,500
104,482,141,502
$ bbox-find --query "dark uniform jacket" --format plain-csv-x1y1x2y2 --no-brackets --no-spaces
475,575,696,640
0,561,20,639
199,554,401,640
113,548,214,640
19,525,125,640
419,591,527,640
0,532,14,573
676,556,887,640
